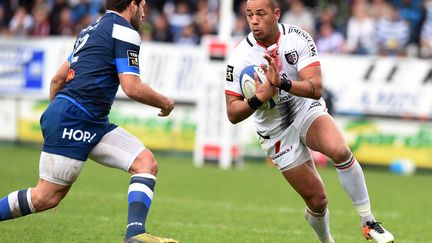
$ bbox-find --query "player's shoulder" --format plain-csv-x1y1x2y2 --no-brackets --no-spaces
228,33,254,64
280,23,314,42
102,11,141,46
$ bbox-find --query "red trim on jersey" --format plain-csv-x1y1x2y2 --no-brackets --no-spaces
275,140,281,154
225,90,243,97
256,32,281,49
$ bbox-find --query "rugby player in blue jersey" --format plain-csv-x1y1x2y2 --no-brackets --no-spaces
0,1,177,242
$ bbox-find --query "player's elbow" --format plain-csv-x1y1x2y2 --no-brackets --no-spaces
313,89,323,100
119,74,143,100
50,74,64,87
228,117,239,124
227,112,243,124
123,84,139,100
312,83,323,100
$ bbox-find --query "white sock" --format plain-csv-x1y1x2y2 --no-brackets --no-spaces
335,155,375,224
305,207,332,241
356,203,375,225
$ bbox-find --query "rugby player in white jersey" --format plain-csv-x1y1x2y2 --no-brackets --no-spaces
225,0,394,242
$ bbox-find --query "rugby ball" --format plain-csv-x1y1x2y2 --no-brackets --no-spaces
239,65,277,110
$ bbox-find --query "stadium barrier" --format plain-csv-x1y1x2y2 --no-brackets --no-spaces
0,37,431,169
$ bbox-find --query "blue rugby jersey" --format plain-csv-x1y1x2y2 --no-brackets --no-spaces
58,11,141,120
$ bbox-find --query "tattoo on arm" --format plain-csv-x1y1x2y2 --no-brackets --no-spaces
306,79,315,97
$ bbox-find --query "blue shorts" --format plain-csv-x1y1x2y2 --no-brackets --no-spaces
40,96,117,161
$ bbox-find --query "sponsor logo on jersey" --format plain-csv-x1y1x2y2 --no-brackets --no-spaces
226,65,234,82
66,69,75,82
287,27,317,57
271,145,293,160
127,222,143,228
308,101,322,111
62,128,97,143
284,50,298,65
127,50,139,68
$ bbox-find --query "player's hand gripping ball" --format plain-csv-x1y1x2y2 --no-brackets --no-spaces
240,65,277,110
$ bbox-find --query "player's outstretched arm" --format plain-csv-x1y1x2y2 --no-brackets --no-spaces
119,73,175,117
50,61,70,101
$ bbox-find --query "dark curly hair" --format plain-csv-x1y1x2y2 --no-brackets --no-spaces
106,0,143,12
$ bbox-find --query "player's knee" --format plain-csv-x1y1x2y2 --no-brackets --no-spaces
129,149,159,175
306,194,328,213
328,145,351,164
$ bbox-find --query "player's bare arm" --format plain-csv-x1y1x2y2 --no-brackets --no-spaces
225,94,254,124
262,54,323,100
119,73,175,117
291,65,323,100
49,61,70,101
226,73,276,124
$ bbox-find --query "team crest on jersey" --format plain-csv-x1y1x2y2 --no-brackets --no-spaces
66,69,75,82
127,50,139,68
226,65,234,82
284,50,298,65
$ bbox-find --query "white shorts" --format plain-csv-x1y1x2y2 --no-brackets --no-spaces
259,98,328,172
39,127,144,186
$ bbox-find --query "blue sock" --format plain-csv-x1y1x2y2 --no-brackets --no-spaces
125,174,156,239
0,189,36,221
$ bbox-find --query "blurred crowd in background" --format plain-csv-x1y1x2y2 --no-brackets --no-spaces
1,0,432,58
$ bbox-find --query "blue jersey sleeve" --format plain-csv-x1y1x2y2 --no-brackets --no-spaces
112,23,141,76
67,52,73,63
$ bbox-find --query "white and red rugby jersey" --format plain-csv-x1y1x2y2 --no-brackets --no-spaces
225,24,321,137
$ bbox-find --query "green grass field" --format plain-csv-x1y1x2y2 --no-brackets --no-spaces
0,144,431,242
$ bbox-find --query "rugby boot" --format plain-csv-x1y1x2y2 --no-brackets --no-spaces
362,221,394,243
125,233,178,243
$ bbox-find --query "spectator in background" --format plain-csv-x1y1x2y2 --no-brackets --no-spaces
233,15,249,38
86,0,104,21
196,18,215,40
69,0,88,24
194,0,218,35
346,1,377,55
8,6,33,36
167,1,193,36
419,0,432,58
316,22,345,54
152,13,174,42
174,23,199,45
375,5,410,56
316,4,338,31
52,7,74,35
370,0,389,20
232,0,249,38
49,0,68,35
393,0,423,44
0,4,9,35
139,21,154,42
73,11,93,35
281,0,315,37
320,1,350,31
31,3,50,36
0,0,429,54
